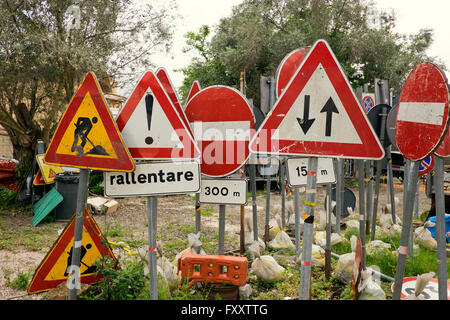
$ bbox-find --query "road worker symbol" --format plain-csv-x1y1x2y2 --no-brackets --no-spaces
71,116,109,156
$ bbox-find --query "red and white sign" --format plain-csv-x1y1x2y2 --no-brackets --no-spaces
185,86,255,177
115,70,200,160
435,127,450,157
391,277,450,300
395,62,449,161
276,47,310,98
186,80,202,106
249,39,384,160
156,67,193,137
419,155,434,177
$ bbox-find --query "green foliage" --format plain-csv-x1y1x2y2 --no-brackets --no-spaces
0,186,17,208
81,256,147,300
89,172,104,196
179,0,440,107
5,270,32,291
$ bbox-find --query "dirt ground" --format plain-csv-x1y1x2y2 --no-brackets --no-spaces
0,179,432,300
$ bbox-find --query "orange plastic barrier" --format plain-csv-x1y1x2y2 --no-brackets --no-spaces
177,252,248,287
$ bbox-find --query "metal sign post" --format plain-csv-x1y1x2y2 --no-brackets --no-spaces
356,160,366,270
392,160,420,299
264,171,271,244
325,183,332,280
335,158,343,234
195,193,201,254
365,160,373,237
299,157,318,300
433,155,448,300
218,204,226,255
371,104,389,240
280,158,286,229
250,154,259,242
386,147,397,224
294,186,301,255
68,168,90,300
147,196,158,300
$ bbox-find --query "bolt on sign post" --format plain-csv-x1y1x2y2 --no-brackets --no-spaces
115,69,201,300
249,39,384,300
185,85,255,255
43,72,135,300
392,62,449,300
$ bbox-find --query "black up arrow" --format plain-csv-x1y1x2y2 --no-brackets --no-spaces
296,95,315,134
320,97,339,136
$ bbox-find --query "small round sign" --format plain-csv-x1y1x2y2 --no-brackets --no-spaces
435,127,450,157
386,104,399,150
395,62,449,161
362,95,375,113
324,187,356,218
367,104,392,148
275,47,310,98
419,155,434,177
391,277,450,300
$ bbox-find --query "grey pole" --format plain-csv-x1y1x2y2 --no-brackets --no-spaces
147,196,158,300
264,170,271,244
250,154,259,241
298,157,318,300
433,155,448,300
294,186,301,255
365,160,373,237
68,169,90,300
414,180,420,220
335,158,343,234
218,204,226,255
372,106,388,240
386,147,397,224
195,193,201,254
280,158,286,229
392,159,420,300
357,160,366,269
325,183,332,280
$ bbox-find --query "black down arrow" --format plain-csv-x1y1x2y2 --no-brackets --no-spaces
320,97,339,136
296,95,315,134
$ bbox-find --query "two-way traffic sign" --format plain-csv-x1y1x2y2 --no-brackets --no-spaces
249,39,384,160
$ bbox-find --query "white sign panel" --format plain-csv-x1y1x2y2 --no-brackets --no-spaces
286,157,336,186
104,161,200,197
199,179,248,205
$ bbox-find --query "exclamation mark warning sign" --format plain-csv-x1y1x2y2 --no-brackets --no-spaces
145,94,153,145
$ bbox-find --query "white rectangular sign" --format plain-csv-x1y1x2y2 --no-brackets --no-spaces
104,161,200,197
199,179,248,205
286,157,336,186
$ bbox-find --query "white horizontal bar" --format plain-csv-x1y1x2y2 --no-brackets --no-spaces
397,102,445,125
191,121,251,141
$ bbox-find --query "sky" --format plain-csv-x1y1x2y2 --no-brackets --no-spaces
146,0,450,92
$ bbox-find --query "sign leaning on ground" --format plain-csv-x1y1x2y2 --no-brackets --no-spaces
199,178,248,205
104,161,200,197
286,157,336,186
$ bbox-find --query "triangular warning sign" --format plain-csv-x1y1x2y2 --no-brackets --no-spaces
156,67,193,137
115,70,200,160
44,72,135,172
186,80,201,106
249,39,384,160
28,209,117,294
33,169,46,186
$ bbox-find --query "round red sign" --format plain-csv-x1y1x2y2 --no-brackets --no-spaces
185,86,255,177
395,62,449,161
275,47,310,98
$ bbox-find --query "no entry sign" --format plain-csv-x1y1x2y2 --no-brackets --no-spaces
185,86,255,177
395,62,449,161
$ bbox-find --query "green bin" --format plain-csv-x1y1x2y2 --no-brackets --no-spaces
54,171,80,222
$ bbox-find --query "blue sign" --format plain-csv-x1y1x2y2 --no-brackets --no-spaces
362,95,375,113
